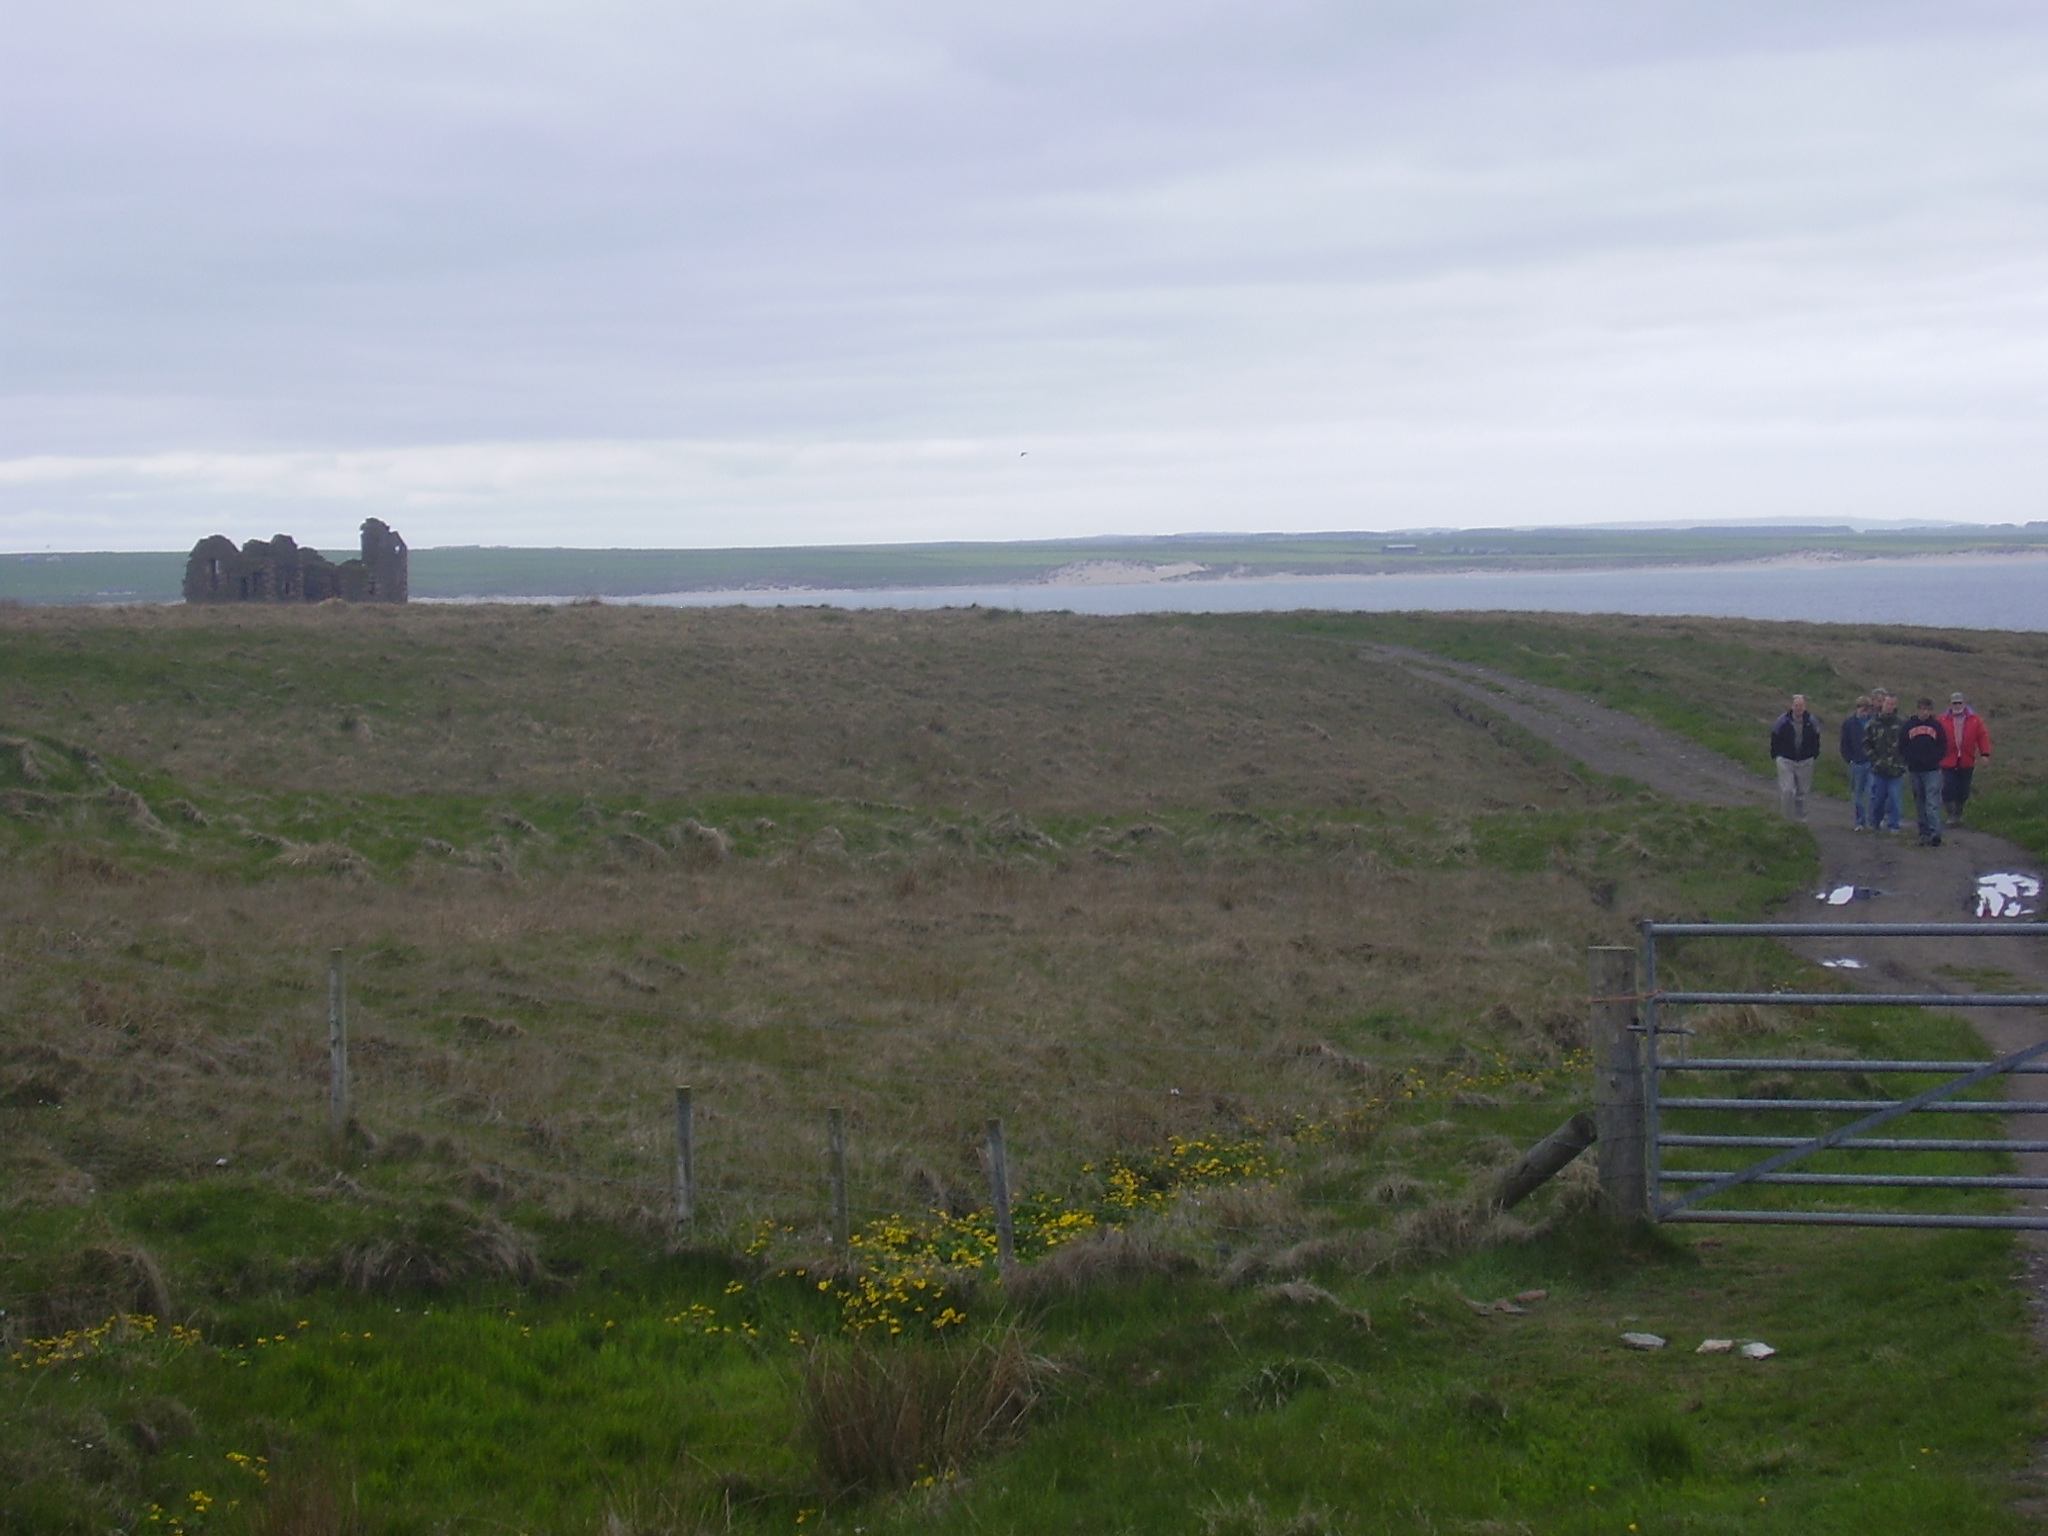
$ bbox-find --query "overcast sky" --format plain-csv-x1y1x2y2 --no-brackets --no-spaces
3,1,2045,552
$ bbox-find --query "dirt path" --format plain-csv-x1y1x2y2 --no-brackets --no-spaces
1364,643,1768,808
1364,644,2048,1251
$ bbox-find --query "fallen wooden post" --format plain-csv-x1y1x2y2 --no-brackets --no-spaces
1492,1111,1598,1211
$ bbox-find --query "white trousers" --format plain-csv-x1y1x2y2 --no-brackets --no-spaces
1775,756,1814,821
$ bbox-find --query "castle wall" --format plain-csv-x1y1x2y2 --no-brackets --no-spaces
182,521,408,604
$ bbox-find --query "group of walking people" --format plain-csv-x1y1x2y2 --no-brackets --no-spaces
1769,690,1992,845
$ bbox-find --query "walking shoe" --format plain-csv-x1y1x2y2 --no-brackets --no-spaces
1930,835,1942,847
1853,824,1869,833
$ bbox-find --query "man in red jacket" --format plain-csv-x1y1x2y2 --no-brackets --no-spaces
1941,692,1992,826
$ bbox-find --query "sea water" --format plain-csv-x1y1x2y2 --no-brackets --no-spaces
619,554,2047,631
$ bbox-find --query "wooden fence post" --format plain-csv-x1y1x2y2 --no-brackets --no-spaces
828,1108,851,1250
985,1118,1015,1272
674,1085,696,1229
327,949,351,1140
1590,945,1648,1220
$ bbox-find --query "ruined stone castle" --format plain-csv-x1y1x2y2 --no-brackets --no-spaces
183,518,408,605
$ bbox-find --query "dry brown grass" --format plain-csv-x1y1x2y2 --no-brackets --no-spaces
0,845,1618,1236
0,604,1798,1260
0,602,1602,816
1003,1227,1198,1301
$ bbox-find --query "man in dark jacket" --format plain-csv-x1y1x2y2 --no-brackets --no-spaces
1839,694,1874,831
1863,690,1906,834
1900,696,1948,846
1769,694,1823,822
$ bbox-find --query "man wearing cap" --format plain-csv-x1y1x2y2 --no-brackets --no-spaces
1769,693,1823,822
1901,697,1949,846
1940,692,1992,826
1863,690,1906,835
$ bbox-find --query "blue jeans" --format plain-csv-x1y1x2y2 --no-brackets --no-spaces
1869,773,1904,832
1909,769,1944,840
1849,761,1874,828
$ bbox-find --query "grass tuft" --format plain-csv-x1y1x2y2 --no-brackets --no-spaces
305,1204,545,1295
1630,1415,1699,1482
1006,1227,1197,1301
276,841,372,877
1199,1494,1349,1536
1229,1356,1342,1412
800,1327,1047,1497
29,1243,173,1335
244,1464,367,1536
1387,1198,1529,1265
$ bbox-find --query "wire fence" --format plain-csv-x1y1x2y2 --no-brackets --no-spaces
29,923,2032,1261
289,953,1589,1241
5,931,1675,1243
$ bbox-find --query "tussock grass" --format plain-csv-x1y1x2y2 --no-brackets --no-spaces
19,1242,173,1337
1227,1355,1345,1412
801,1327,1048,1497
1004,1227,1196,1301
244,1468,366,1536
306,1203,545,1295
1198,1494,1348,1536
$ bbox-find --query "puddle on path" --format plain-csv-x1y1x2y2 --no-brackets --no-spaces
1977,873,2043,919
1816,885,1885,905
1820,957,1868,969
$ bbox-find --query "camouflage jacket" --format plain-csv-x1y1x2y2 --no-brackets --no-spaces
1863,710,1906,777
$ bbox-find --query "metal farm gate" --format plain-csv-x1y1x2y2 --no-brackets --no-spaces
1595,922,2048,1231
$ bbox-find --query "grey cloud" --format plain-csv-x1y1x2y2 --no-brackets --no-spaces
3,2,2046,545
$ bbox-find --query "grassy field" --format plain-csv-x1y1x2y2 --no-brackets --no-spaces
1,603,2044,1534
6,523,2048,603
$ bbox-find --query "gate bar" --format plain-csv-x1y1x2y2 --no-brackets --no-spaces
1664,1211,2048,1230
1662,991,2048,1007
1663,1133,2048,1152
1646,923,2044,937
1662,1098,2048,1113
1662,1171,2048,1189
1665,1058,2048,1073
